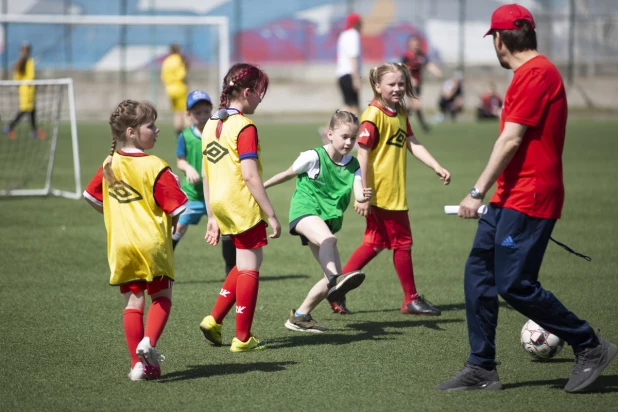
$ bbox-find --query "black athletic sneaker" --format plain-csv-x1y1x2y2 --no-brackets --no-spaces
284,310,328,333
564,335,617,392
326,271,365,301
437,363,502,392
401,295,441,316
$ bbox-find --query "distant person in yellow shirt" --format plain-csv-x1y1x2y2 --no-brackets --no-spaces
161,44,188,136
4,43,46,140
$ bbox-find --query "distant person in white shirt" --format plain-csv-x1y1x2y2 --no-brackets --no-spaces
336,13,362,115
321,13,363,144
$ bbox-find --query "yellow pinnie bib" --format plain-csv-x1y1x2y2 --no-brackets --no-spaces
202,110,265,235
15,58,35,112
160,54,187,98
102,154,175,285
361,105,409,211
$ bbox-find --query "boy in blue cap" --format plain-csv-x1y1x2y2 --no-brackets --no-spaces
173,90,236,275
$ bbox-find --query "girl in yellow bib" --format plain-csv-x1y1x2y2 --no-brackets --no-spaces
4,43,46,140
84,100,188,381
199,63,281,352
161,44,189,136
337,63,451,315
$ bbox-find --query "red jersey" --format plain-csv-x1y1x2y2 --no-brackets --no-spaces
490,55,567,219
84,149,188,216
402,50,428,83
481,92,502,112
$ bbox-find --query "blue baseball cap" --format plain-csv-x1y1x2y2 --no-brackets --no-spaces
186,90,212,110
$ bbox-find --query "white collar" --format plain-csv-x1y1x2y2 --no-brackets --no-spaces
120,147,145,154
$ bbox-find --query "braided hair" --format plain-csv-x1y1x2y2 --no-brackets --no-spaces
215,63,269,138
103,100,158,185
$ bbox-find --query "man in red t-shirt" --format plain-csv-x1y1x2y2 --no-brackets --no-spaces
438,4,616,393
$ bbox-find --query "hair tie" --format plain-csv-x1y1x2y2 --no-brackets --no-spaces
229,81,235,86
216,109,229,120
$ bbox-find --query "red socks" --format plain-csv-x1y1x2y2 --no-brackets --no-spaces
123,308,144,367
144,296,172,347
343,244,378,273
344,245,418,304
235,270,259,343
393,248,418,303
209,267,260,343
211,266,240,323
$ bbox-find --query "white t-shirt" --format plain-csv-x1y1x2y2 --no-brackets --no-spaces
292,146,361,180
336,28,361,78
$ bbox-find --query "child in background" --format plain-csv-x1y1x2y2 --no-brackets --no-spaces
173,89,236,275
4,43,46,140
83,100,188,380
476,81,502,120
199,63,281,352
161,44,189,136
335,62,451,316
264,110,371,333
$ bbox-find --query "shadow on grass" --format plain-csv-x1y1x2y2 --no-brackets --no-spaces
352,301,514,315
530,358,573,364
348,318,464,333
174,274,310,286
353,308,400,314
438,301,515,313
267,318,463,349
503,374,618,393
157,361,297,383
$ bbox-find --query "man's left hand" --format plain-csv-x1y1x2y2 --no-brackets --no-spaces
459,194,483,219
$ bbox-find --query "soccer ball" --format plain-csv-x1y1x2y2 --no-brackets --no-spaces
520,319,565,360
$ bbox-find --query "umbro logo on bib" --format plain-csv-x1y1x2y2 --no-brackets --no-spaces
386,129,407,148
204,141,229,164
109,181,143,203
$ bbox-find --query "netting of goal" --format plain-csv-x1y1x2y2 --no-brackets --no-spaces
0,78,81,199
0,14,230,95
0,13,231,199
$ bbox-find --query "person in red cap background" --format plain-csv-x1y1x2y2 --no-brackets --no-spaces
438,3,616,393
476,81,502,120
336,13,363,116
401,35,442,133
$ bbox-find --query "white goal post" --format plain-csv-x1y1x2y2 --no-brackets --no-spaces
0,14,231,89
0,13,231,200
0,78,81,199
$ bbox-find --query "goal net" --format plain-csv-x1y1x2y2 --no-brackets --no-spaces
0,14,230,102
0,78,81,199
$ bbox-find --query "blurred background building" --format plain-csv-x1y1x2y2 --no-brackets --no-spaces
1,0,616,117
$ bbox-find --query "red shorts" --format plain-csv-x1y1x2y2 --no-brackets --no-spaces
232,221,268,250
362,207,413,249
119,276,173,295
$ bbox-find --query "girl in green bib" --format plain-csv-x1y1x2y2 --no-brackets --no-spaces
264,111,372,332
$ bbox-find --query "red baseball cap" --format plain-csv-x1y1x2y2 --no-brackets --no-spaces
345,13,361,30
484,4,535,37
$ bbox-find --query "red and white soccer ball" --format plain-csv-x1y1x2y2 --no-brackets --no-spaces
520,319,565,360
